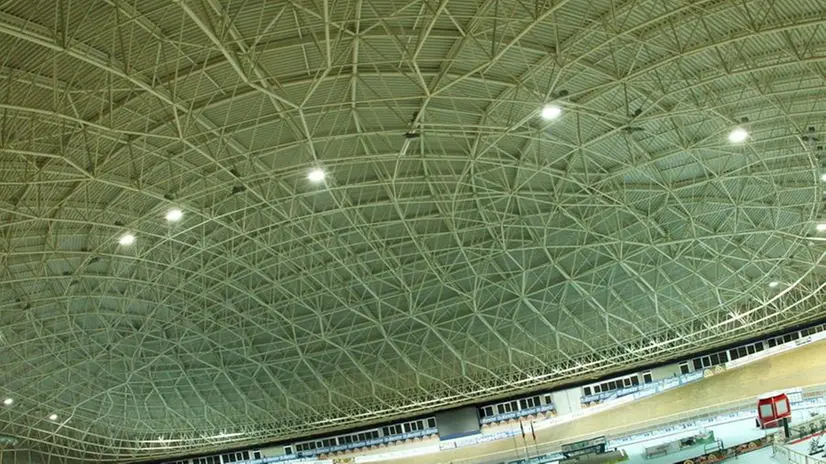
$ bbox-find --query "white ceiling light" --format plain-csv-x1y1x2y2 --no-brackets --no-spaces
307,168,326,183
540,105,562,120
118,233,136,246
165,208,183,222
728,127,749,143
2,398,12,406
768,281,779,288
820,173,826,182
817,223,826,232
48,413,58,421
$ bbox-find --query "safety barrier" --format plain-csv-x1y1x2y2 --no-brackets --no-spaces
773,442,826,463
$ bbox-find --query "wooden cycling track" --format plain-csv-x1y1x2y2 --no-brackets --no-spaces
387,339,826,464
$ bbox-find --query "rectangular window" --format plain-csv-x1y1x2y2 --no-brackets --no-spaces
747,344,756,355
428,418,436,428
497,404,505,414
701,356,711,368
519,399,527,409
768,338,776,347
709,353,719,366
680,362,690,375
784,334,793,343
755,342,764,351
693,358,702,370
729,349,739,360
404,423,411,432
544,394,552,404
593,385,600,393
584,387,592,396
642,372,653,383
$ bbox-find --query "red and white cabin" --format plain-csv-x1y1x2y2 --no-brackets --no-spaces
756,393,791,429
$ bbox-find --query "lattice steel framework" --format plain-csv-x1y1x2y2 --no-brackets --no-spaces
1,0,826,462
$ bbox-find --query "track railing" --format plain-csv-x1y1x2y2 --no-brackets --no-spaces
773,442,826,463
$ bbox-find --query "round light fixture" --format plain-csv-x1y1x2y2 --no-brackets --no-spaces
118,233,136,246
48,413,58,421
728,127,749,143
540,105,562,120
307,168,326,183
817,223,826,232
2,398,12,406
165,208,183,222
768,281,779,288
820,173,826,182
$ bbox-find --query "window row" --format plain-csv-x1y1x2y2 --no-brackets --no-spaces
294,418,437,453
583,374,639,397
382,418,434,436
728,342,764,361
479,395,552,418
220,451,251,463
691,349,729,371
767,325,825,347
193,457,220,464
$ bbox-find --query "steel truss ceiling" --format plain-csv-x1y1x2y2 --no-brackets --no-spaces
1,0,826,462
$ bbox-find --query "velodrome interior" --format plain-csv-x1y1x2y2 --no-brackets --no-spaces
1,0,826,463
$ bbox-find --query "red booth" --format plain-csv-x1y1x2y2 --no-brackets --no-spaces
756,393,791,429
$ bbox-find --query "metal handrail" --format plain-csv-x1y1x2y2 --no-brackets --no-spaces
773,442,826,463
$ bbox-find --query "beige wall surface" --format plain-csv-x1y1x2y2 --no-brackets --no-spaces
389,339,826,464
